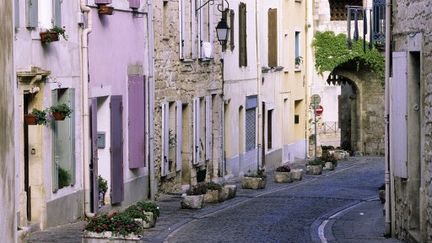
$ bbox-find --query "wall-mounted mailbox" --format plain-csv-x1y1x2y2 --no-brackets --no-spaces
97,132,106,149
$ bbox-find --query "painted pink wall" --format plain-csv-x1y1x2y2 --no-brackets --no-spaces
89,10,146,93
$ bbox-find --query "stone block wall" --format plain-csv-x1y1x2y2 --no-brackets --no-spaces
392,0,432,242
153,0,223,192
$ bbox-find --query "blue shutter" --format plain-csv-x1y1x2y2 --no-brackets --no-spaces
90,98,99,212
27,0,38,28
110,96,124,204
53,0,62,27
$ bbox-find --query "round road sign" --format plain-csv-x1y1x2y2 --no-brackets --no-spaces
315,105,324,116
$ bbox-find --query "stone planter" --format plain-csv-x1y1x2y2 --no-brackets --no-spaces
274,171,292,183
323,162,335,171
180,194,204,209
82,231,141,242
241,176,266,189
306,165,322,175
134,212,156,229
223,185,237,200
290,169,303,181
204,190,220,203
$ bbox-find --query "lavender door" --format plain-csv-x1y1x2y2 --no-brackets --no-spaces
110,96,124,204
128,75,146,169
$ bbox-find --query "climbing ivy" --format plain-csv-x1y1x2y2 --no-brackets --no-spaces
312,31,385,84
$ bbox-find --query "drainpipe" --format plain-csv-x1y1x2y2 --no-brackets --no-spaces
255,0,262,171
80,1,94,218
147,0,156,200
384,0,391,236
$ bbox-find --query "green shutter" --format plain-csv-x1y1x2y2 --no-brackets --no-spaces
268,8,277,67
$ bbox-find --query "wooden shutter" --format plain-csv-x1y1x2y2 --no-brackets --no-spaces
230,10,235,51
26,0,38,28
239,3,247,67
176,101,182,171
193,98,200,165
53,0,62,27
205,96,212,161
128,75,146,169
390,52,408,178
110,96,124,204
268,8,277,67
179,0,185,59
222,10,228,52
90,98,99,211
161,102,169,176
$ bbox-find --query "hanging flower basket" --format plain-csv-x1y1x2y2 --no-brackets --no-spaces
24,114,38,125
98,5,114,15
52,112,66,121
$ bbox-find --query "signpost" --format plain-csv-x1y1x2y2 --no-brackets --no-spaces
310,95,321,159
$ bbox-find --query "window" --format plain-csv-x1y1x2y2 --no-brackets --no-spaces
222,9,235,52
180,0,212,59
52,88,75,192
239,3,247,67
294,31,301,68
161,101,183,176
268,8,277,67
197,0,213,59
329,0,362,21
26,0,62,28
267,109,273,149
179,0,195,59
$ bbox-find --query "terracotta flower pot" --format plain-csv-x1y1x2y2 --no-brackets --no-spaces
98,5,114,15
52,112,66,120
40,31,59,43
24,114,38,125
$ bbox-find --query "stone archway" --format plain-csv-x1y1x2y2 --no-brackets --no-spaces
327,64,385,155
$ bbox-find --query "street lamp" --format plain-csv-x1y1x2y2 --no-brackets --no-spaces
216,18,229,45
196,0,230,49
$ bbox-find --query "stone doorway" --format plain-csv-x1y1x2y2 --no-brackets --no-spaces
326,64,385,155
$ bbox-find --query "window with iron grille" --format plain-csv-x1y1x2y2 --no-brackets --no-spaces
245,108,256,151
329,0,362,21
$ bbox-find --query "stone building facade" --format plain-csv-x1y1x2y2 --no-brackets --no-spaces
0,0,16,241
153,0,224,191
389,1,432,242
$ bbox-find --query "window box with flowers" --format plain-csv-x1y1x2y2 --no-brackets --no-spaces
40,26,68,44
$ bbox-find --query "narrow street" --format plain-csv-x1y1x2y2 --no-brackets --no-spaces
26,157,403,243
162,157,398,243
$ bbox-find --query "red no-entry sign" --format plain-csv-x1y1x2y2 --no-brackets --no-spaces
315,105,324,116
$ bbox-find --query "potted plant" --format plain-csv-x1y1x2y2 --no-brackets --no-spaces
40,26,68,43
49,103,72,120
181,182,206,209
295,56,303,69
98,176,108,207
321,150,337,171
25,108,48,125
98,5,114,15
241,169,266,189
274,164,292,183
306,158,323,175
58,166,71,188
